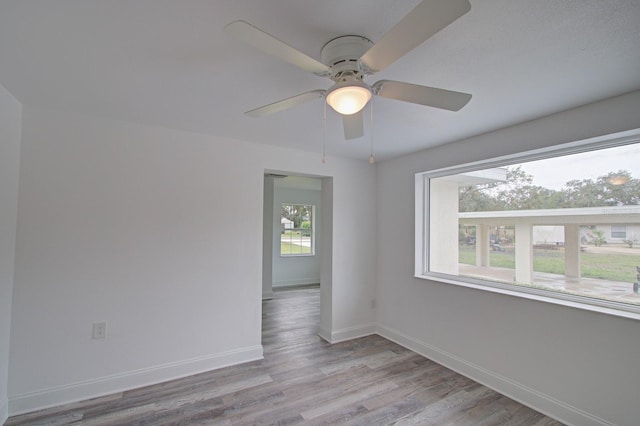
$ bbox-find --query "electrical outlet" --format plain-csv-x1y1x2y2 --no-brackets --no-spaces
92,322,107,339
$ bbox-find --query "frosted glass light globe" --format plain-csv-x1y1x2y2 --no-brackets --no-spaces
326,83,372,115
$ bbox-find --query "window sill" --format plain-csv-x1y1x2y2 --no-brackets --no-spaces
415,272,640,321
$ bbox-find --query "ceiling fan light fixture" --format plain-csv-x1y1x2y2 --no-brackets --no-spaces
325,81,372,115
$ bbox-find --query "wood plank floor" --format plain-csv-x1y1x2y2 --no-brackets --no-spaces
7,286,564,425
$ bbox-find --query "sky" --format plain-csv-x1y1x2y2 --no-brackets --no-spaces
516,143,640,190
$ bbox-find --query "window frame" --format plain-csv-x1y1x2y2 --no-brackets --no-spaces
280,203,315,257
414,130,640,321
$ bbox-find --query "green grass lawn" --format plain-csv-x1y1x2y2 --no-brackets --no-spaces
281,230,312,255
281,242,311,255
459,246,639,282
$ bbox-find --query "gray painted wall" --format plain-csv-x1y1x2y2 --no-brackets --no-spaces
0,83,21,424
8,106,376,414
376,90,640,425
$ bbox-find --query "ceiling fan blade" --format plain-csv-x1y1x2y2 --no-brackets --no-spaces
343,110,364,140
373,80,471,111
225,20,330,76
359,0,471,73
245,90,325,117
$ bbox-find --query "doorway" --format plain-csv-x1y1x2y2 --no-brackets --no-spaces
262,173,333,340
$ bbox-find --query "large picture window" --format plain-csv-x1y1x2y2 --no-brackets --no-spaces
416,135,640,318
280,204,314,256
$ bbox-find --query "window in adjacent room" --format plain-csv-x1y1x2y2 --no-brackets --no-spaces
280,204,314,256
415,135,640,318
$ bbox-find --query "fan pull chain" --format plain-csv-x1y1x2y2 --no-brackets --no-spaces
322,101,327,163
369,98,375,164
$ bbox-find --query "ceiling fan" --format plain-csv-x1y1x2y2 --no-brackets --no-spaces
225,0,472,140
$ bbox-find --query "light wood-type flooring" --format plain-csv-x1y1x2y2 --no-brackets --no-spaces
7,286,563,425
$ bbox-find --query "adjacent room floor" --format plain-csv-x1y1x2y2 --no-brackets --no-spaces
6,286,563,425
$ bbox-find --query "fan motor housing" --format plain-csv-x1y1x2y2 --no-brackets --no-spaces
320,35,373,81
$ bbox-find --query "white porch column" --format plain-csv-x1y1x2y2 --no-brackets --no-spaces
515,223,533,284
564,224,581,279
476,224,490,267
429,179,459,275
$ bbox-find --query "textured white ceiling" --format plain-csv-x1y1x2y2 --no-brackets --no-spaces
1,0,639,161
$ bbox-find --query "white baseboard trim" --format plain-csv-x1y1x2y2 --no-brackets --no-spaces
319,323,376,344
272,278,320,288
262,290,273,300
8,345,263,417
1,397,8,425
317,326,332,343
376,324,613,426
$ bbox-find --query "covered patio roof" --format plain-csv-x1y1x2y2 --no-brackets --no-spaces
460,205,640,225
